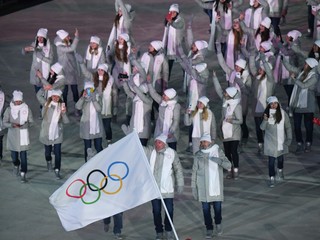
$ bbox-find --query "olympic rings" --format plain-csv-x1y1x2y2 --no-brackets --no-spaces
100,174,123,195
86,169,108,191
107,161,129,181
65,161,129,204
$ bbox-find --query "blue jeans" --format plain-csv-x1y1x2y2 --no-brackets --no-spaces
84,138,103,162
103,213,123,234
11,151,27,173
45,144,61,170
63,84,79,107
202,201,222,230
293,112,314,143
151,198,174,233
268,156,284,177
102,117,112,140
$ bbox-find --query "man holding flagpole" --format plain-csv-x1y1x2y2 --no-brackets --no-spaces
143,134,184,240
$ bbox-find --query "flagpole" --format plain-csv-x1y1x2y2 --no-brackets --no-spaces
134,131,180,240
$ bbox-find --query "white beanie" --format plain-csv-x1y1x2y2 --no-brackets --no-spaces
90,36,100,45
51,62,63,74
235,59,247,69
267,96,279,104
287,30,302,41
169,3,179,13
225,87,238,98
56,29,69,40
164,88,177,99
260,17,271,29
155,134,167,143
84,81,94,90
118,33,129,42
193,63,207,73
260,41,272,51
314,40,320,48
198,96,209,106
37,28,48,38
13,90,23,101
51,89,62,97
194,40,208,51
305,58,318,68
98,63,109,72
150,41,163,51
200,134,211,143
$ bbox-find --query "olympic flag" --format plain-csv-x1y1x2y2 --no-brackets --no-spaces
49,131,161,231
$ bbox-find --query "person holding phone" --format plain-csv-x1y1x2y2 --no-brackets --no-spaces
260,96,292,187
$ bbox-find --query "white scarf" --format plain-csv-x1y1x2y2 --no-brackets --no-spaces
192,110,212,138
201,144,220,196
89,99,100,135
222,99,240,139
108,16,124,47
226,31,236,70
85,46,103,70
133,95,144,133
255,75,268,113
188,78,199,111
150,147,175,193
141,53,164,87
163,24,177,56
162,100,177,135
289,71,315,109
268,108,285,151
10,102,29,146
244,7,263,30
47,101,61,141
229,70,249,92
101,77,114,116
37,40,51,79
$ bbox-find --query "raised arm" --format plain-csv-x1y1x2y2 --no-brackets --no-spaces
212,71,224,100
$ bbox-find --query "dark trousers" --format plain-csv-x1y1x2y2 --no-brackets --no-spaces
188,125,193,143
63,84,79,107
103,213,123,234
293,112,314,143
45,143,62,170
167,142,177,151
202,201,222,230
223,141,239,168
241,114,249,139
102,117,112,140
283,84,294,106
0,135,3,159
254,116,264,143
203,7,213,23
140,138,148,147
84,138,103,162
268,155,284,177
168,59,175,81
11,151,27,173
308,5,315,34
151,198,174,233
270,17,282,39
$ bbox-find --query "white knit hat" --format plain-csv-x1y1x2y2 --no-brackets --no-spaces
225,87,238,98
50,89,62,97
194,40,208,50
260,17,271,29
51,62,63,74
314,40,320,47
150,41,163,51
260,41,272,51
193,63,207,73
98,63,109,72
287,30,302,41
198,96,209,106
56,29,69,40
267,96,279,104
12,90,23,101
164,88,177,99
155,134,167,143
169,3,179,13
235,59,247,69
90,36,100,45
305,58,318,68
118,33,129,42
200,134,211,143
37,28,48,38
84,81,94,90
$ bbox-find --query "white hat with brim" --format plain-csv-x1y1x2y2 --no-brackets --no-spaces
198,96,209,107
225,87,238,98
98,63,109,72
260,17,271,29
56,29,69,40
150,41,163,51
235,59,247,69
164,88,177,99
314,40,320,47
51,62,63,74
260,41,272,51
305,58,318,68
287,30,302,41
194,40,208,51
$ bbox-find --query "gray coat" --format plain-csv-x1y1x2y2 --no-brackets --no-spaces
75,93,105,140
260,110,292,157
37,94,70,145
54,36,79,85
148,83,180,143
3,103,34,151
191,146,231,202
143,145,184,199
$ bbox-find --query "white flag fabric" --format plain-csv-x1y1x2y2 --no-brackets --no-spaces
49,131,161,231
